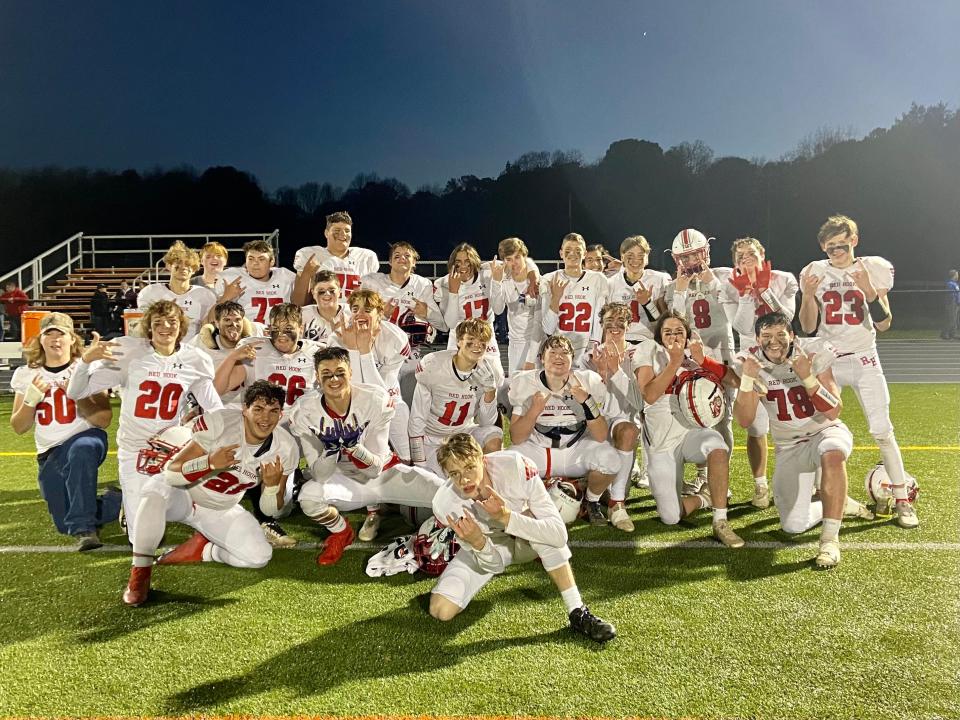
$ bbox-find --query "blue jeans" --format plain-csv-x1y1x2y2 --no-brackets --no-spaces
37,428,120,535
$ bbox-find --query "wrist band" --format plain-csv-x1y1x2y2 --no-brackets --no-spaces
759,289,783,313
348,442,376,467
740,375,757,393
868,297,891,323
811,383,840,411
22,383,46,408
182,455,211,482
581,395,601,421
642,300,660,322
801,375,818,391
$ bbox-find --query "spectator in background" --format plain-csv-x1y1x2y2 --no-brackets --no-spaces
943,269,960,340
89,283,112,337
1,280,30,341
112,280,135,331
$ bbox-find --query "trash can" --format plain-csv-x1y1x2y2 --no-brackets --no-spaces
21,310,50,344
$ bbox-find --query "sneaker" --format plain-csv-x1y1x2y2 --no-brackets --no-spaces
317,524,356,566
586,501,608,526
894,502,920,529
261,520,297,549
122,566,152,606
358,511,382,542
157,531,209,565
843,496,875,521
682,466,708,496
751,484,770,509
75,531,103,552
608,502,634,532
815,539,841,568
631,468,650,489
712,519,745,548
873,496,894,519
569,605,617,644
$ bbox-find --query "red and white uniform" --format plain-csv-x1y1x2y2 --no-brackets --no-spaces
136,283,217,340
721,269,799,348
409,349,504,474
507,368,620,480
300,304,350,345
294,246,380,297
289,384,442,512
579,343,646,421
435,266,502,368
431,450,571,610
664,269,736,363
606,269,671,342
66,336,223,537
540,270,609,364
237,337,323,407
219,267,297,324
361,272,445,328
188,326,265,404
11,362,94,454
490,257,542,374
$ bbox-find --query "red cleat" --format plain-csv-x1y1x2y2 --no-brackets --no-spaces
157,531,210,565
122,565,152,607
316,524,355,566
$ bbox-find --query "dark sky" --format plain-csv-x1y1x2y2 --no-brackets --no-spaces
1,0,957,192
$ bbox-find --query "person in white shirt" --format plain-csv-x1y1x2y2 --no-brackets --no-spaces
798,214,918,528
428,433,616,644
219,240,296,324
137,241,218,341
293,211,380,302
490,236,542,376
10,312,118,550
604,235,672,343
121,381,302,606
301,270,351,344
189,301,262,404
190,240,229,296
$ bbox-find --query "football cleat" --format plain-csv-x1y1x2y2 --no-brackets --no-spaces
713,520,744,548
157,531,209,565
695,481,713,511
751,484,770,509
631,468,650,489
608,502,634,533
316,523,356,566
122,565,152,607
358,511,382,542
894,502,920,529
843,496,875,521
569,606,617,644
874,496,894,519
586,501,608,527
261,521,297,549
76,531,103,552
682,466,708,496
815,540,841,569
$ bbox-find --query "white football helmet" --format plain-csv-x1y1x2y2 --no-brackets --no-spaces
136,424,193,477
671,228,712,276
672,370,726,429
864,463,919,504
547,479,582,525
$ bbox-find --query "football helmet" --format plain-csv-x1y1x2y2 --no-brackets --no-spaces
671,228,712,276
398,309,437,348
672,370,726,429
864,463,919,504
547,478,582,525
136,424,193,476
412,518,460,576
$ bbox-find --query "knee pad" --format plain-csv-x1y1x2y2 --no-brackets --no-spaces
300,497,337,523
591,445,621,476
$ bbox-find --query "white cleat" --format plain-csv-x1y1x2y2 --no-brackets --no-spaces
894,502,920,529
358,511,382,542
713,520,745,548
751,484,770,509
608,502,635,533
682,467,708,496
631,468,650,489
815,540,841,568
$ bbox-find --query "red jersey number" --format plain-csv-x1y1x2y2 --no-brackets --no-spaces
251,297,284,323
202,471,255,495
134,380,184,420
822,290,865,325
558,302,592,333
35,388,77,426
692,299,712,329
438,400,471,427
767,387,815,421
462,298,489,320
268,372,307,406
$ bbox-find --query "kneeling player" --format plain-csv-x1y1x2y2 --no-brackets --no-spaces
733,312,869,568
122,381,300,606
429,433,616,644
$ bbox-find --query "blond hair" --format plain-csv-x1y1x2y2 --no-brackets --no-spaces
436,433,483,472
620,235,650,256
23,332,84,368
498,237,528,258
162,240,201,271
817,215,859,246
348,289,385,315
730,237,765,264
268,302,302,327
140,300,189,346
455,318,493,343
199,241,229,260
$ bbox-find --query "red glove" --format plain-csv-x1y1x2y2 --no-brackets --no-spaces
729,270,753,297
755,261,772,291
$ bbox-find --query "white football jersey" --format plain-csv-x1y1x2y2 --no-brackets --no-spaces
136,283,217,341
540,270,609,362
328,321,410,396
664,268,735,362
188,407,300,511
301,304,351,344
293,245,380,297
11,362,95,454
580,342,645,416
361,272,444,328
490,257,541,341
800,256,894,353
508,368,612,449
238,337,323,407
630,340,703,453
287,383,397,483
219,267,296,324
435,265,497,333
605,268,672,342
733,337,842,447
409,348,504,438
721,269,799,347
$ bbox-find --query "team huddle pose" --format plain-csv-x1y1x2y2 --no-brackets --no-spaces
10,210,919,643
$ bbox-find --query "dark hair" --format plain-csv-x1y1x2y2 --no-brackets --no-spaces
326,211,353,227
314,346,350,369
653,310,691,346
214,301,245,320
754,311,793,336
243,380,286,408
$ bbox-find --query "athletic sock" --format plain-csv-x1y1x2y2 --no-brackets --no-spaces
713,507,728,522
560,585,583,614
821,518,841,543
754,475,768,488
132,555,153,568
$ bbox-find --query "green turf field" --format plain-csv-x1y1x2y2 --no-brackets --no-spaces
0,386,958,719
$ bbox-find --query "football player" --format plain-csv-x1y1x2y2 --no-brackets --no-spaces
541,233,609,365
288,347,444,566
136,240,218,340
489,237,542,376
361,241,445,333
733,312,873,567
219,240,297,324
301,270,350,344
508,335,619,526
293,211,379,301
66,300,223,539
722,237,799,508
428,433,616,644
190,301,261,404
605,235,671,343
632,312,744,548
409,318,504,477
121,381,301,606
798,215,918,528
10,313,118,550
